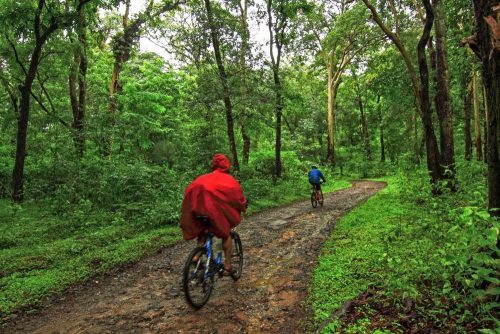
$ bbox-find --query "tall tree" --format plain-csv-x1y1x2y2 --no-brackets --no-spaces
7,0,91,202
418,0,443,188
68,1,88,157
352,68,372,161
362,0,443,186
266,0,287,178
305,1,371,167
464,76,473,160
377,95,386,162
473,72,483,160
470,0,500,214
105,0,183,156
432,0,455,182
204,0,239,170
237,0,251,165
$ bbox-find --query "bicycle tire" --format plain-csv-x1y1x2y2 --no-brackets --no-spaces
182,246,214,308
319,190,324,206
230,231,244,280
311,191,318,208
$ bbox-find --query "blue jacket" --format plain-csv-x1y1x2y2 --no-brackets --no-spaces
308,168,325,184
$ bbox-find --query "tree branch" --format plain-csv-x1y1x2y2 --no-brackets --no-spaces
6,35,27,76
30,91,71,129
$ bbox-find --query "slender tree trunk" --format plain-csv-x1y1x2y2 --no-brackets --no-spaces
266,0,285,179
377,95,385,162
238,0,250,165
205,0,239,170
433,0,455,183
465,77,473,160
353,72,371,161
412,111,421,163
483,82,489,163
473,72,483,161
105,0,130,156
326,63,335,166
274,72,283,178
418,0,442,188
69,5,87,157
471,0,500,214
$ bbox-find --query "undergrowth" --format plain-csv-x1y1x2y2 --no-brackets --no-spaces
309,162,499,333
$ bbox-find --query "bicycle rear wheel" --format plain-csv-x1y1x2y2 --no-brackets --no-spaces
311,191,318,208
230,231,243,280
182,246,214,308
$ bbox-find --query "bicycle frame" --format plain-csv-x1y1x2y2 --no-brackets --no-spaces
202,233,223,278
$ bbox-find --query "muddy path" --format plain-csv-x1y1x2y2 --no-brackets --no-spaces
1,181,385,334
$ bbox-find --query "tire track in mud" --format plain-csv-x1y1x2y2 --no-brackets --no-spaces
1,181,385,334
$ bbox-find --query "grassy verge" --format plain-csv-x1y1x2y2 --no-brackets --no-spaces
308,173,499,333
0,176,351,315
0,201,181,315
309,176,405,333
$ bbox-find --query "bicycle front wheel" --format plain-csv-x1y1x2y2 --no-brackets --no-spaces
230,231,244,280
182,246,214,308
319,190,324,206
311,191,318,208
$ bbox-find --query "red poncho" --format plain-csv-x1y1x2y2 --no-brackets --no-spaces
180,154,247,240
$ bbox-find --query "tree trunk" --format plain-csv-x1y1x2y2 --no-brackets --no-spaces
418,0,442,188
352,70,371,160
204,0,239,170
274,72,283,179
238,0,250,165
473,72,483,161
69,6,87,157
377,95,386,162
472,0,500,214
326,62,337,167
465,77,473,160
12,1,59,202
104,0,130,156
483,82,489,163
363,0,443,188
359,100,371,161
266,0,285,179
433,0,455,183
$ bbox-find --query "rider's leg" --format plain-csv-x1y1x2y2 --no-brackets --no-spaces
197,232,208,247
221,235,233,271
192,233,208,262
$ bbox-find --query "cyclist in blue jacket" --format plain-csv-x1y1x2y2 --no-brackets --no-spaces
308,165,326,192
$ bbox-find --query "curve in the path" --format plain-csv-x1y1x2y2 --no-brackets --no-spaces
1,180,385,334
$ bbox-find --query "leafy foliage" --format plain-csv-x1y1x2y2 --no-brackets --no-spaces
311,165,499,333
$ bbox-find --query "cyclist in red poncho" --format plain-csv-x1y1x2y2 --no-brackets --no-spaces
180,154,247,275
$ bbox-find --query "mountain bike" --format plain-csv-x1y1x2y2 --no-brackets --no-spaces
311,182,324,208
182,217,244,309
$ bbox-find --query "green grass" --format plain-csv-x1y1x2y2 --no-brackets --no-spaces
0,200,181,314
309,178,431,333
308,171,499,333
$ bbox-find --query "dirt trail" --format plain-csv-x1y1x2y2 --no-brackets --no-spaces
1,181,385,334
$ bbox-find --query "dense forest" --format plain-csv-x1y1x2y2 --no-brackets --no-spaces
0,0,499,333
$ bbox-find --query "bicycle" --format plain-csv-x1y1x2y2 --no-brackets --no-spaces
182,217,244,309
310,182,324,208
